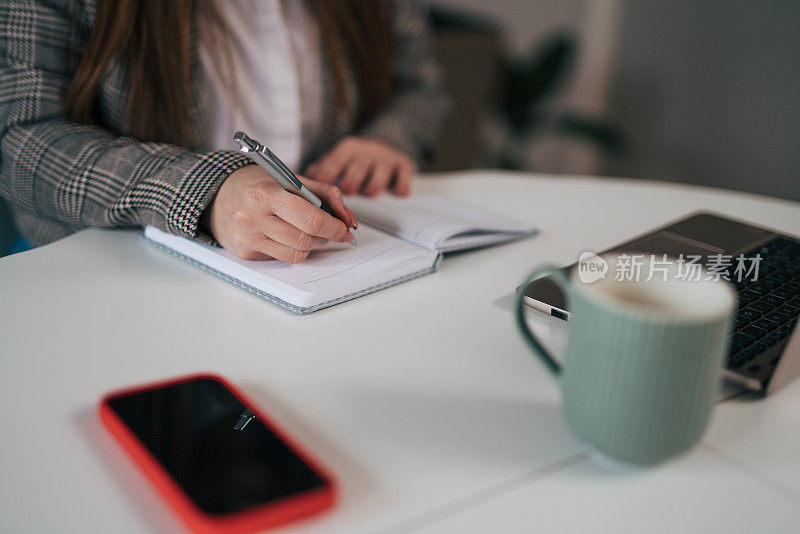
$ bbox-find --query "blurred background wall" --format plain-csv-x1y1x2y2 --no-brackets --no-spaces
605,0,800,201
429,0,800,201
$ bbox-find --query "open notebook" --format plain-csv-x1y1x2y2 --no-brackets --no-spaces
344,191,534,252
145,190,535,314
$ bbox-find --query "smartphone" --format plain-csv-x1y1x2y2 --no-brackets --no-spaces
99,374,336,534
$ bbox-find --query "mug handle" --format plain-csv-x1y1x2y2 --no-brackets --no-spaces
515,266,571,378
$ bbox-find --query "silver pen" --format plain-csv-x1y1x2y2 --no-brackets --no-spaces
233,131,357,244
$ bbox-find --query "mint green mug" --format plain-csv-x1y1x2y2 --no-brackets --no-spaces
516,255,736,464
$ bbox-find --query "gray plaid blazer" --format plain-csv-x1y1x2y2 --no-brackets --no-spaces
0,0,448,246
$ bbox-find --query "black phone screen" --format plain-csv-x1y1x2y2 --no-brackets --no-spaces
107,378,325,515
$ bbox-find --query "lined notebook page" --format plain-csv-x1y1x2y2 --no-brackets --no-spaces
144,226,438,309
345,191,534,251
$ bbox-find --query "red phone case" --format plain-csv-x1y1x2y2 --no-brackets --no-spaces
99,373,337,534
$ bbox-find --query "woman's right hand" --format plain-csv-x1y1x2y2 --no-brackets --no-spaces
205,165,357,262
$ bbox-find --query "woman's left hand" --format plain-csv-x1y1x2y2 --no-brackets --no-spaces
305,136,417,197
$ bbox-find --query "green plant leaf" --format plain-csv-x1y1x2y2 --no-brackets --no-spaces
523,32,576,106
556,113,625,153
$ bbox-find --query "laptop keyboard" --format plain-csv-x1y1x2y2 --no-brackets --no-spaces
726,236,800,379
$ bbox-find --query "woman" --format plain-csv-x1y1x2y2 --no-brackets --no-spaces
0,0,448,262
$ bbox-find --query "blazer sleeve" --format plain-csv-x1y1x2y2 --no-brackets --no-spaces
358,0,451,165
0,0,251,245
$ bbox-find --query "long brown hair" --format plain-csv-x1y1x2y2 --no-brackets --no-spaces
65,0,392,149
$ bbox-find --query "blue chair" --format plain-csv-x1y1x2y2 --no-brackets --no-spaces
0,198,29,257
7,236,31,255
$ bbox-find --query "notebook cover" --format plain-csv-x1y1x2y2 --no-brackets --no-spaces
145,236,441,315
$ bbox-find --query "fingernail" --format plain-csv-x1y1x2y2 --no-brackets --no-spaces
341,231,354,242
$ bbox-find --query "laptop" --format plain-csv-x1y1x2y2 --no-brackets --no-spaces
520,212,800,394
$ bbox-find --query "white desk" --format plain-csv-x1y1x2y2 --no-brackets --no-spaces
2,171,800,533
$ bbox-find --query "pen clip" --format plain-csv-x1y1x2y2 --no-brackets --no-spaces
234,131,304,191
263,147,304,189
233,131,260,153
